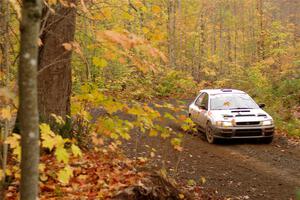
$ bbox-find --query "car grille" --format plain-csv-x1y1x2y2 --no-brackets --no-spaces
235,129,262,136
236,121,260,126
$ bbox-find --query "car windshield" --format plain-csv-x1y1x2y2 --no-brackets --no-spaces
210,93,259,110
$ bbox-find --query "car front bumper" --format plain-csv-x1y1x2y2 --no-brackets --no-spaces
211,125,275,139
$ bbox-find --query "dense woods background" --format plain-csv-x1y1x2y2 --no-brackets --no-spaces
0,0,299,199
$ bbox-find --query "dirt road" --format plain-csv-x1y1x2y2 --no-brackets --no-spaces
120,100,300,200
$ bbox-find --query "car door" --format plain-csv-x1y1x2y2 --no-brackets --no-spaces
190,93,205,124
197,93,209,128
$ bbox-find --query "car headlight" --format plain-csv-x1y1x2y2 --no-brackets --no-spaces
262,120,273,126
216,121,234,127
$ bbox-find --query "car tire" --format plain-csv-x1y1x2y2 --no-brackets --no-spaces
205,122,216,144
261,137,273,144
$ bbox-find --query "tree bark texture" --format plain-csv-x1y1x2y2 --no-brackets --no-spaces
18,0,42,199
0,0,10,197
38,2,76,121
0,0,9,77
167,0,176,68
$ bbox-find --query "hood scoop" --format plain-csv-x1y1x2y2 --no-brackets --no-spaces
257,114,267,117
223,114,234,118
231,110,250,113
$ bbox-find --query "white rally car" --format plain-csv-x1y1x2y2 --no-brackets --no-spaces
189,89,274,144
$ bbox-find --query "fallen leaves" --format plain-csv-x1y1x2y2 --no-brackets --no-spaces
5,150,147,200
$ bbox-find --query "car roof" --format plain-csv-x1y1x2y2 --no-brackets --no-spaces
199,89,246,95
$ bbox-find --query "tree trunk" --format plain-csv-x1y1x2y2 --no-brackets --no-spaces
257,0,265,60
197,11,205,82
38,2,76,122
18,0,42,199
167,0,176,68
0,0,9,80
219,5,224,73
0,0,10,197
233,0,238,65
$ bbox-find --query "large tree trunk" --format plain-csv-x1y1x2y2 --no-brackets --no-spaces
38,2,76,122
18,0,42,199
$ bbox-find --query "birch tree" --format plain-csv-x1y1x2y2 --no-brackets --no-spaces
18,0,42,199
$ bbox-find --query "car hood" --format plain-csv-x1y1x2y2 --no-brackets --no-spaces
210,108,273,122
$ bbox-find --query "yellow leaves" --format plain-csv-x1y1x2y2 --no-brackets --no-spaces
181,117,196,132
47,0,57,5
102,100,124,114
152,5,161,14
40,123,56,151
171,138,182,147
57,165,73,184
102,8,112,20
55,146,69,164
0,170,3,182
71,144,82,157
0,106,12,120
187,179,196,186
40,123,81,166
127,106,145,116
179,194,185,199
142,27,150,34
119,132,131,140
5,134,20,149
164,113,176,121
39,163,46,172
5,134,21,160
149,129,158,137
51,114,65,126
92,57,108,68
122,12,134,21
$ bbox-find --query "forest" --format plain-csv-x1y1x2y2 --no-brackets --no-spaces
0,0,299,199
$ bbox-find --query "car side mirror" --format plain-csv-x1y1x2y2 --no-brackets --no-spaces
259,103,265,108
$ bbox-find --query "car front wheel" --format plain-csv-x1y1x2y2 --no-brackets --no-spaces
205,122,216,144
